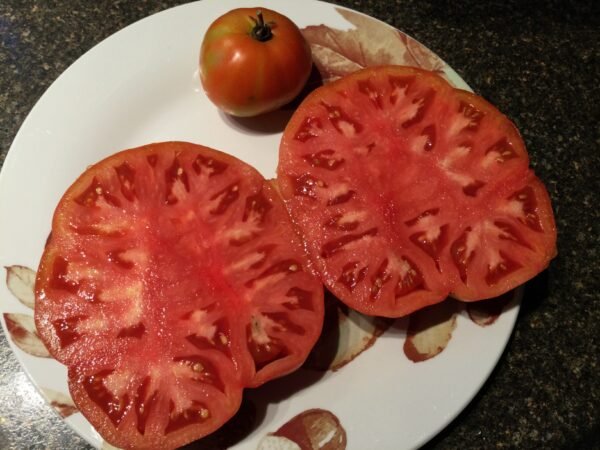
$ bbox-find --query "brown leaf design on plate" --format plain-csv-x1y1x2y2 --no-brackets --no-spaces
466,290,516,326
5,265,36,309
257,435,301,450
258,409,347,450
304,292,393,371
3,313,51,357
404,299,459,362
301,7,445,83
40,387,78,418
399,32,446,73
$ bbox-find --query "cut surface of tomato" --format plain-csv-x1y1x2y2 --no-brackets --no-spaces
34,142,324,449
277,66,556,317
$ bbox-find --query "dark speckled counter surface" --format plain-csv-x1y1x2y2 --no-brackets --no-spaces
0,1,598,449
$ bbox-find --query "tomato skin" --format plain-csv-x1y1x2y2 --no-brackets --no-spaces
200,7,312,117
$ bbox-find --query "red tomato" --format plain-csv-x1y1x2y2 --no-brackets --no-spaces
34,142,324,449
200,8,312,117
277,66,557,318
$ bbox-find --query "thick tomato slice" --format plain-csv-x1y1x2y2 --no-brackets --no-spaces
34,142,323,449
277,66,556,317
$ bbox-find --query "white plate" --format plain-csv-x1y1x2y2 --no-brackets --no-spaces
0,1,519,449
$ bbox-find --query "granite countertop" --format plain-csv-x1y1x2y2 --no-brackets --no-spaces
0,0,598,449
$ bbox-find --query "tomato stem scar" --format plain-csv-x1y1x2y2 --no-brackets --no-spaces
251,10,273,42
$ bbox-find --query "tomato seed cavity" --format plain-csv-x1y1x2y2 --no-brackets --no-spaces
321,228,378,259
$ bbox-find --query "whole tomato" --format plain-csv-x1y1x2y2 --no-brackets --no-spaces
200,7,312,117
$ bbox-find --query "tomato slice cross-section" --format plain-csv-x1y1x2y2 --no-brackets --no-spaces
35,142,324,449
277,66,556,317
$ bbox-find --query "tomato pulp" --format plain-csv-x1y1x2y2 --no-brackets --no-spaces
35,142,324,449
200,8,312,117
277,66,556,317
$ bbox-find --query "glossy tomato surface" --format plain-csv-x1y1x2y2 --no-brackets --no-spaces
277,66,556,318
34,142,323,449
200,7,312,117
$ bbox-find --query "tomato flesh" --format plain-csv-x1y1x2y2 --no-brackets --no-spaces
35,142,323,449
277,66,556,317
